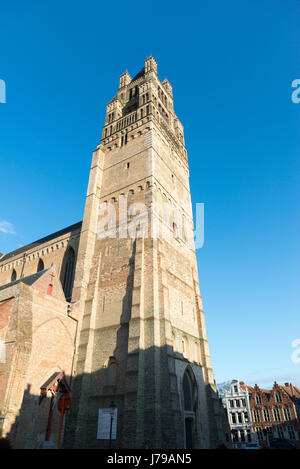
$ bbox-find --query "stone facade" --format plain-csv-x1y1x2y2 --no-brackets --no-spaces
0,56,227,449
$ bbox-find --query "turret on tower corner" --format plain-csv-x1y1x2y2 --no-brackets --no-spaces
162,78,173,98
144,54,157,75
119,70,131,89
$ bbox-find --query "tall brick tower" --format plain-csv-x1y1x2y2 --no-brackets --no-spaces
64,56,226,449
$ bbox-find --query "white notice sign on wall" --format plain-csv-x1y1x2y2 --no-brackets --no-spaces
97,408,118,440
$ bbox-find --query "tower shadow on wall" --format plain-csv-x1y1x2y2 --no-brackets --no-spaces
112,238,136,442
115,238,136,356
2,356,229,448
54,237,229,449
63,350,224,448
4,371,293,449
96,238,137,448
63,240,137,449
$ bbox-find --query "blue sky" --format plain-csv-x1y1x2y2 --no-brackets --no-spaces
0,0,299,388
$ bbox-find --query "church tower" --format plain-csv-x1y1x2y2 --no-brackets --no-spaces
64,56,226,449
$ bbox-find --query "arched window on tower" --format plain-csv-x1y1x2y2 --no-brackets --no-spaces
61,247,75,302
37,258,44,272
183,372,193,411
11,269,17,282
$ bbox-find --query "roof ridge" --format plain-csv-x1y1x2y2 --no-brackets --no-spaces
0,221,82,262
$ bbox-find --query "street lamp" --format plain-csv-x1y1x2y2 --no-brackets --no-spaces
108,401,116,449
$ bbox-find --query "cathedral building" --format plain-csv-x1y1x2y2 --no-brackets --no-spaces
0,56,228,449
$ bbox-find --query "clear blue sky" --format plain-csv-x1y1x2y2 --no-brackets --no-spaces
0,1,299,388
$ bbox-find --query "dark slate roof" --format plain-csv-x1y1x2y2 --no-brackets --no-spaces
131,67,145,83
0,268,49,292
0,221,82,262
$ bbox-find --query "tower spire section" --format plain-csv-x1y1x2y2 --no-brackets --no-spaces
101,56,186,163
